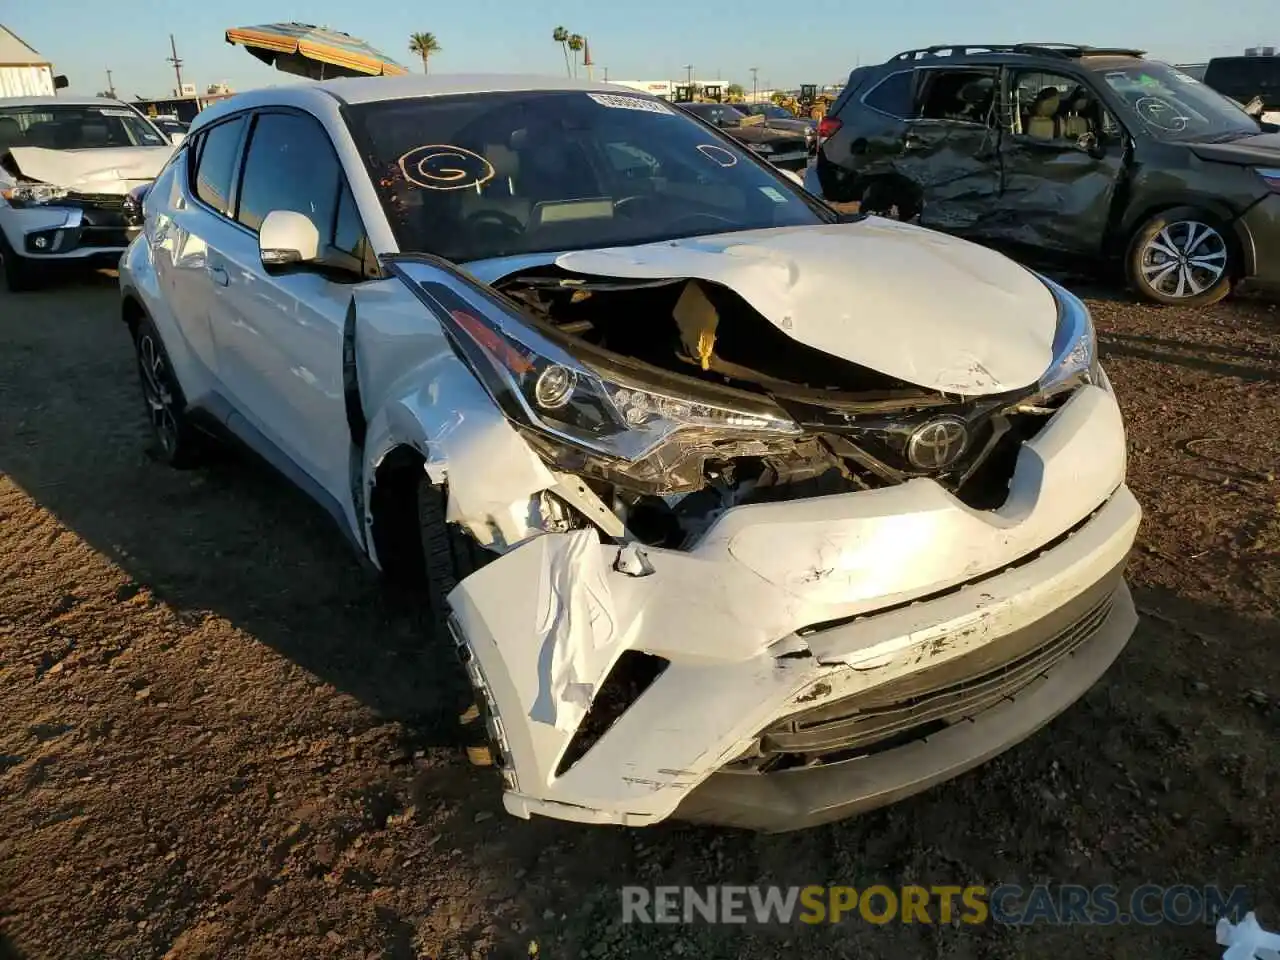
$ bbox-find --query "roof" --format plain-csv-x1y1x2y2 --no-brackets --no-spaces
318,73,626,104
0,25,49,66
189,74,661,132
0,95,128,108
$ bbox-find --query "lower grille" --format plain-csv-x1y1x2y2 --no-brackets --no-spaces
66,192,126,212
727,591,1116,773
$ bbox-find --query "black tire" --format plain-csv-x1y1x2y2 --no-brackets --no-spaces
860,179,921,222
132,314,202,468
415,480,493,643
1126,206,1234,307
0,231,42,292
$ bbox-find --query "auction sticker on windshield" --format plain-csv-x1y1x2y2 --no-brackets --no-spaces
586,93,673,115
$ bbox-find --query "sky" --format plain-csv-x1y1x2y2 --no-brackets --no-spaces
4,0,1276,99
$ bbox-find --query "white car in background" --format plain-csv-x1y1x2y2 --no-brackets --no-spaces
118,75,1140,832
0,96,174,291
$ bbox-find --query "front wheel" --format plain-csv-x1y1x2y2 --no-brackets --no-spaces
132,314,202,467
1127,208,1233,306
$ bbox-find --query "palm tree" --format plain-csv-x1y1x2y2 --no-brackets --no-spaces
567,34,584,78
408,32,441,74
552,26,571,77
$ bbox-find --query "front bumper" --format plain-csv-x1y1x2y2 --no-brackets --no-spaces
1237,193,1280,292
0,199,139,261
447,383,1141,828
675,573,1136,831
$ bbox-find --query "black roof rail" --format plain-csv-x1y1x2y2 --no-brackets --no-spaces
888,43,1146,62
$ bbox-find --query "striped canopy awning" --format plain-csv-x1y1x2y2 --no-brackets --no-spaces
226,23,408,79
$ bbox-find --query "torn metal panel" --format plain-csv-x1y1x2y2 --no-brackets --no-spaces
982,140,1126,253
361,349,556,552
527,529,622,732
887,120,1001,231
555,220,1056,396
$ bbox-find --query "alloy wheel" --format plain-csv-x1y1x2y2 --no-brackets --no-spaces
1138,221,1228,300
137,334,178,455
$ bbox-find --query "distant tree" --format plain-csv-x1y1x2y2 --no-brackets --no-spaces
552,26,571,77
726,83,745,98
408,32,441,74
567,34,584,77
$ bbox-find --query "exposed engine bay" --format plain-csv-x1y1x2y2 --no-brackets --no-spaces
493,267,1064,549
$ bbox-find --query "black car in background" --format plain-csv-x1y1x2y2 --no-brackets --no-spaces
811,43,1280,306
1203,56,1280,115
736,102,817,150
677,102,811,171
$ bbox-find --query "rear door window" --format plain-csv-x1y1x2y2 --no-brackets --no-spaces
191,116,246,215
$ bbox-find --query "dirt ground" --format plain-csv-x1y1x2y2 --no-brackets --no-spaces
0,272,1277,960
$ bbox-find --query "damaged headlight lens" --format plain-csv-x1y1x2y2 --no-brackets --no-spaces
1035,275,1100,400
0,184,70,207
415,277,801,463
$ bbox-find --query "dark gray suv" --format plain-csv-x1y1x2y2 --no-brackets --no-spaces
811,43,1280,306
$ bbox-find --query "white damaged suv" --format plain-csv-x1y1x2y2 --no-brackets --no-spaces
118,75,1140,832
0,96,175,291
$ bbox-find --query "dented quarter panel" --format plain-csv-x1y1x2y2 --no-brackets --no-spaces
888,119,1001,232
447,383,1140,823
555,220,1056,396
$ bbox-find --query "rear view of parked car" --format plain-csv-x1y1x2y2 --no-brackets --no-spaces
810,44,1280,306
678,101,812,170
119,74,1139,833
1202,55,1280,124
0,96,173,291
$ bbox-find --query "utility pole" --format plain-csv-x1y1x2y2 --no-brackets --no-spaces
166,34,184,97
683,64,693,85
750,66,758,103
105,68,116,99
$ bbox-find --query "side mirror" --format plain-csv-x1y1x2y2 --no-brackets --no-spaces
259,210,320,271
53,75,69,91
169,132,186,147
1243,96,1265,119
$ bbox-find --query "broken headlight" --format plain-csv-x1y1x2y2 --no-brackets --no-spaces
1034,275,1100,400
408,275,801,467
0,184,70,207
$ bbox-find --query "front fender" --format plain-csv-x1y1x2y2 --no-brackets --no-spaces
361,351,555,564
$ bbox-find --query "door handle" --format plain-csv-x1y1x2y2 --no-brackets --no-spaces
209,264,229,287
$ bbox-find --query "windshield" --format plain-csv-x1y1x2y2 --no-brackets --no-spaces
348,91,826,263
1096,62,1259,141
0,104,168,150
759,105,792,120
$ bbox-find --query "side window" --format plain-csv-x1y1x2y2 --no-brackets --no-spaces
916,69,996,124
1008,71,1117,143
863,70,916,118
236,112,340,234
332,186,379,279
192,116,246,214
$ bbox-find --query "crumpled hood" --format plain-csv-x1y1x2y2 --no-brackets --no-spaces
555,219,1058,396
4,145,174,192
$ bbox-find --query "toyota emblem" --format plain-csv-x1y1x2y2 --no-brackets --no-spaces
906,417,969,470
